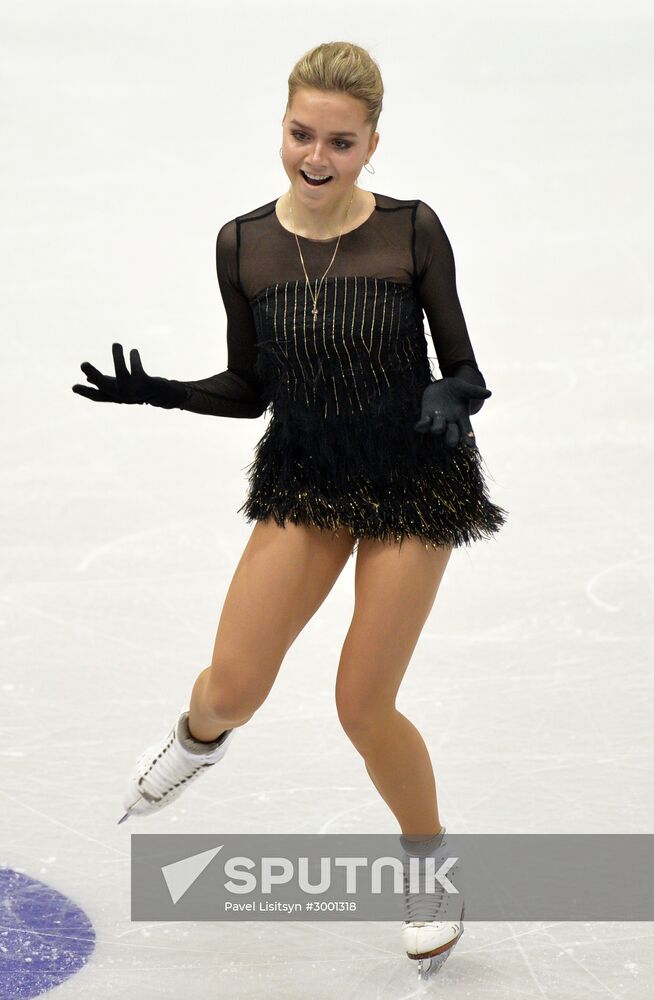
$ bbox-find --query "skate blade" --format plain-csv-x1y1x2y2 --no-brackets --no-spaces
117,799,142,824
414,927,464,980
418,953,447,980
417,945,454,980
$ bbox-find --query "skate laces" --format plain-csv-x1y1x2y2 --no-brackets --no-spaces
402,857,448,923
400,829,457,925
139,733,213,800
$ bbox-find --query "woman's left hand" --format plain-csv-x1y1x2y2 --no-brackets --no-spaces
414,377,491,450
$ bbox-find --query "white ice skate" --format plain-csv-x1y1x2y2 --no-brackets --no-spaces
118,709,235,823
400,827,465,980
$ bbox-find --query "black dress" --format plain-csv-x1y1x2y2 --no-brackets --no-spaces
169,192,508,551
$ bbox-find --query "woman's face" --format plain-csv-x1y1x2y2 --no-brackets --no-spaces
281,88,378,202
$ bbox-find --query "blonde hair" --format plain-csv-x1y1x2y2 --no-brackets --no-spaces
286,41,383,137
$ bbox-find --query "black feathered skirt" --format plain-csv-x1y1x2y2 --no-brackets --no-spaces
237,329,508,552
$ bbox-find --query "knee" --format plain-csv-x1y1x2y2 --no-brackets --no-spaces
335,683,391,751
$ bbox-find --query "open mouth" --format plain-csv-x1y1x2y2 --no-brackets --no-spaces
300,169,333,187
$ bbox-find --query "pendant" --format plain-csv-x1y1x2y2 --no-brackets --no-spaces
312,306,318,321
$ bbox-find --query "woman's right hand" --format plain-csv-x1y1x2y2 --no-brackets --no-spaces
72,343,184,408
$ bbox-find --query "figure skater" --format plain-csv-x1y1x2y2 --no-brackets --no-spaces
72,41,507,978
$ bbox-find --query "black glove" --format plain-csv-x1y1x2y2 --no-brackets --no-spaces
72,343,186,409
414,376,492,450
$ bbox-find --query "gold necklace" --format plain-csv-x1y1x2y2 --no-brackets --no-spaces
287,186,356,322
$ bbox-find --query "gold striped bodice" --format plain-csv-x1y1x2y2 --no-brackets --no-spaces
249,275,432,421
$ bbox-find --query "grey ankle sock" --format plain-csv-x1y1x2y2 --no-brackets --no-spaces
180,714,228,753
400,827,446,856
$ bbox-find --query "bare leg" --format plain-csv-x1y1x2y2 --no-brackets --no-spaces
188,518,355,741
363,711,443,837
188,665,237,742
335,537,452,836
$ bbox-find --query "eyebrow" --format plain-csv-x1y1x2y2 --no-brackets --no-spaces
289,118,358,138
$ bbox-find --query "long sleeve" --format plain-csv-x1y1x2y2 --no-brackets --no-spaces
164,219,267,419
414,201,487,415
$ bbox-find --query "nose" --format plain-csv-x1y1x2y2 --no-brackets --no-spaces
306,139,330,166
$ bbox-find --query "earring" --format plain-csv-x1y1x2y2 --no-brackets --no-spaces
279,147,282,157
364,160,375,174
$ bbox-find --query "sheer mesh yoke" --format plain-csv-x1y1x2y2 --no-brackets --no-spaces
175,194,486,417
178,192,507,548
